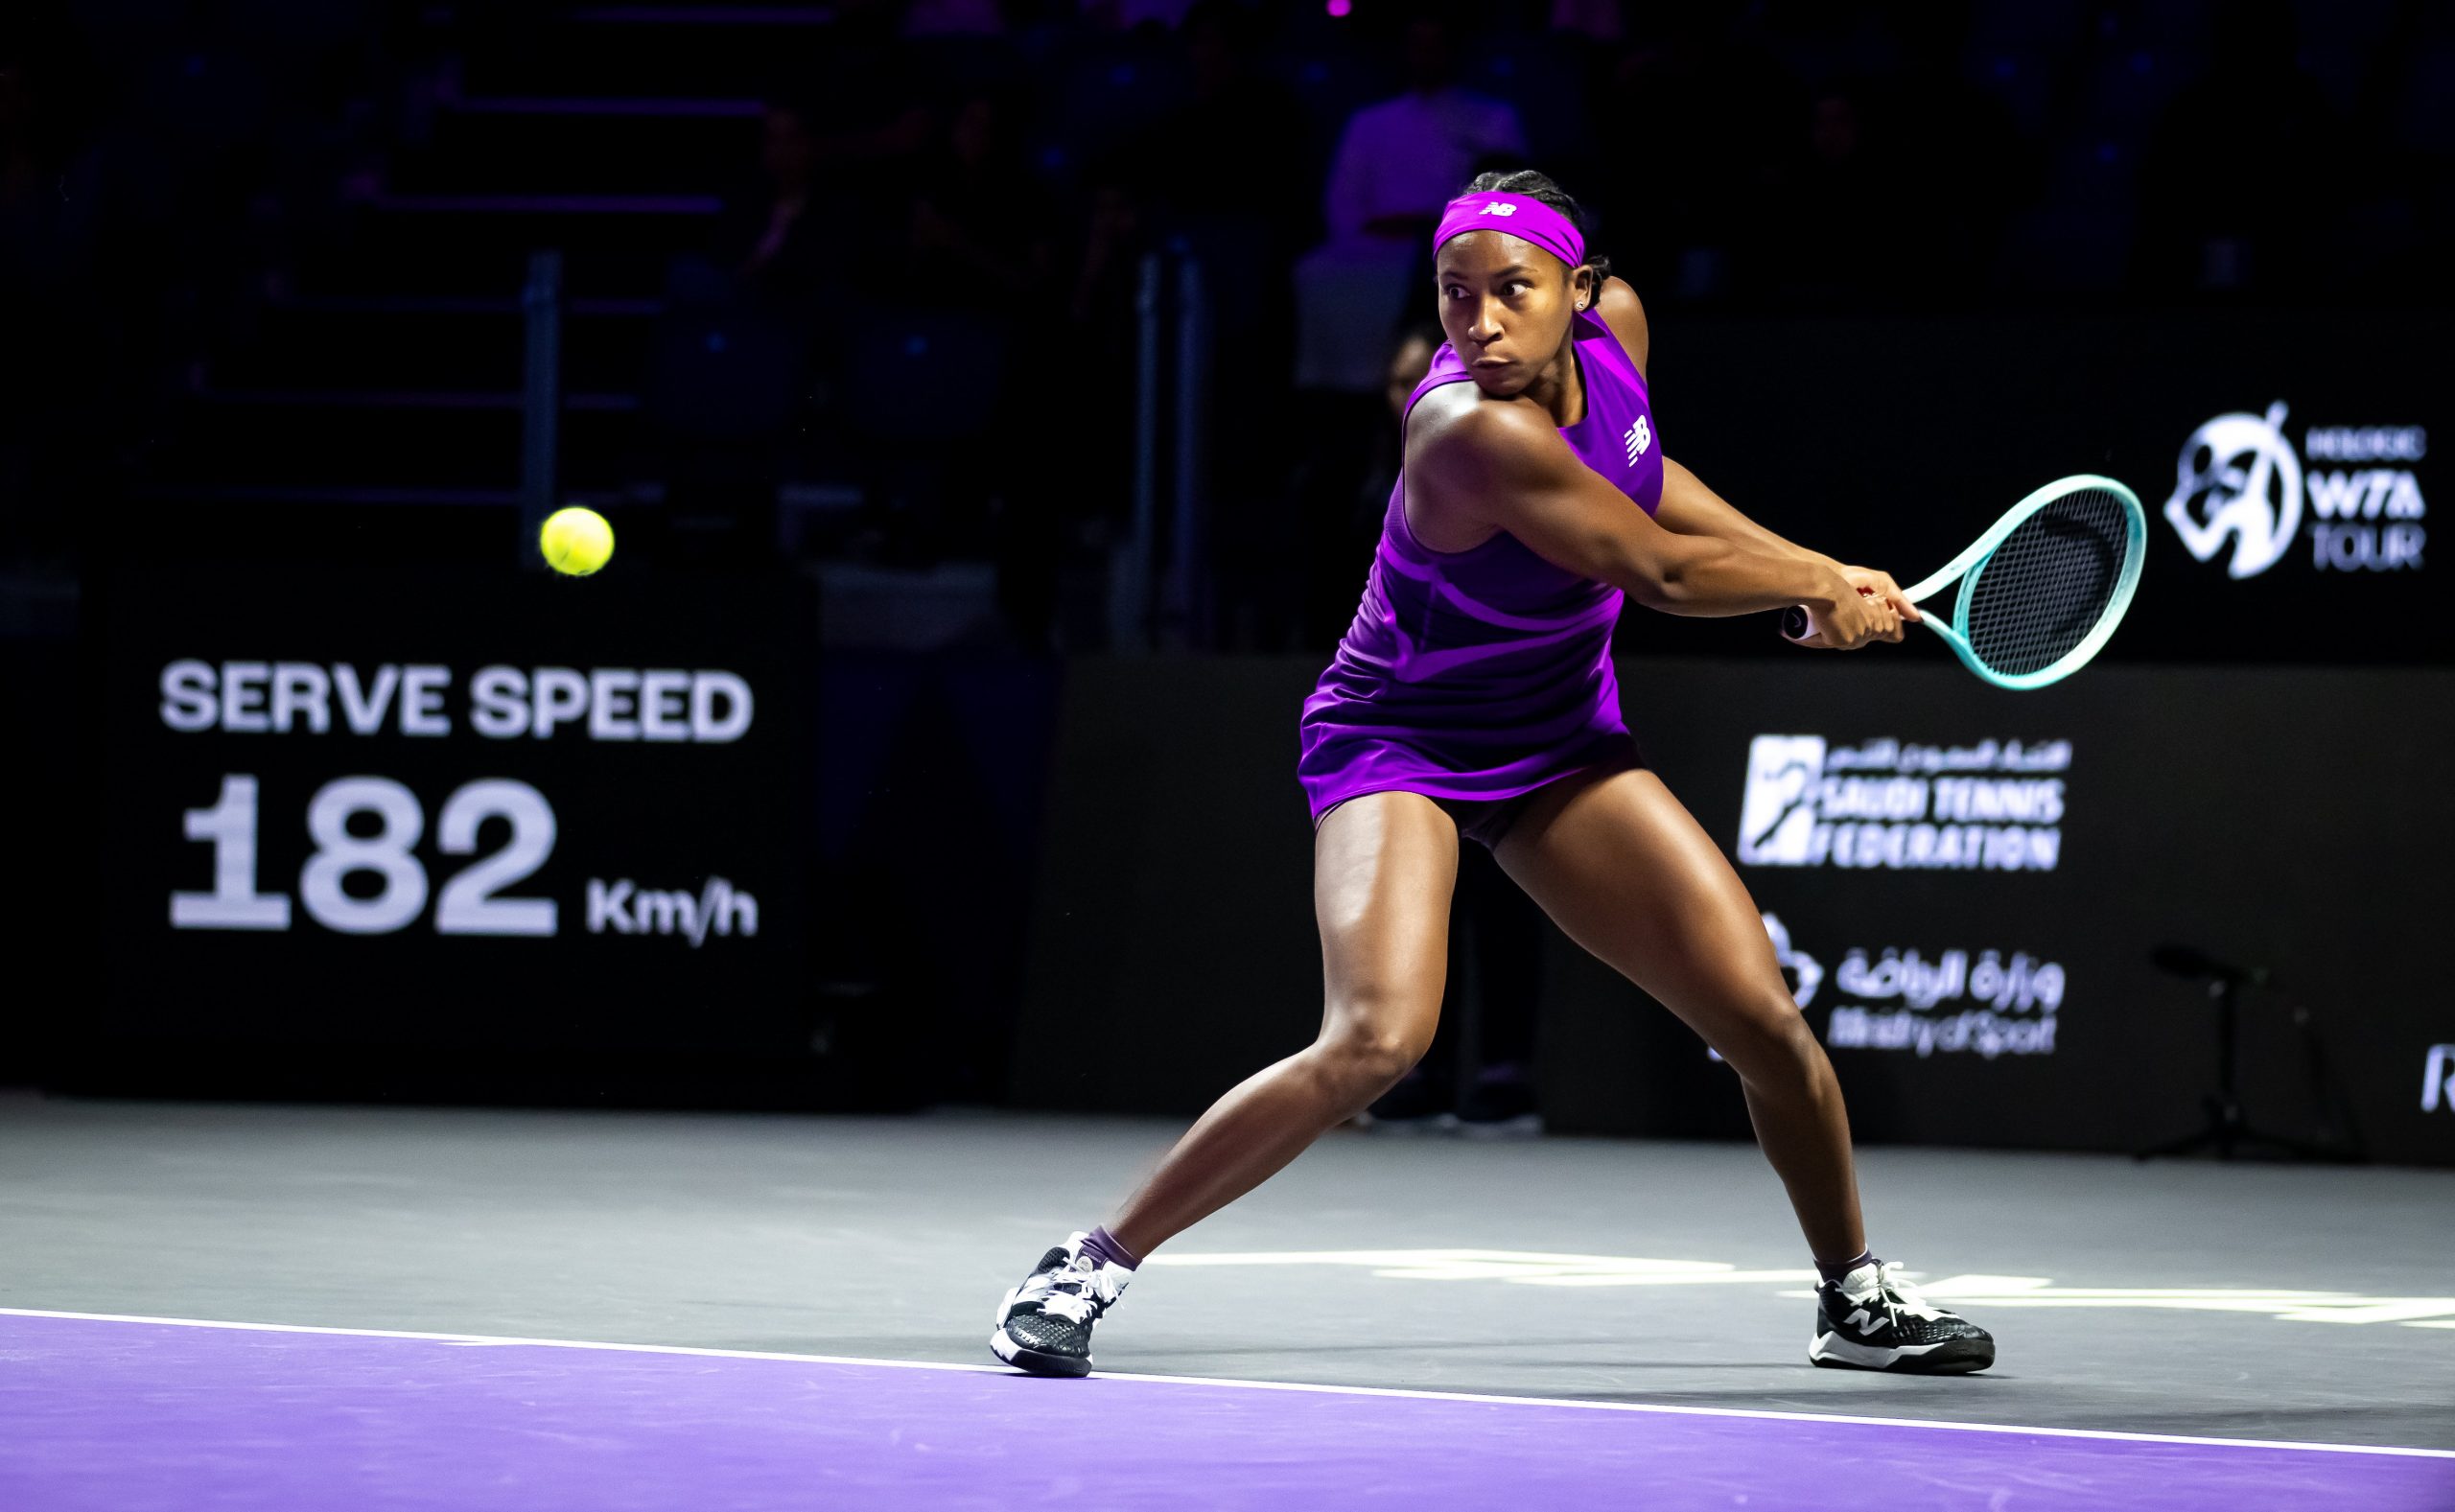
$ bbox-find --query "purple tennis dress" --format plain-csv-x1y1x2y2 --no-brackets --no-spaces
1298,306,1664,828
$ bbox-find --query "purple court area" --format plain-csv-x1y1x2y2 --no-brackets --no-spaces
4,1312,2449,1511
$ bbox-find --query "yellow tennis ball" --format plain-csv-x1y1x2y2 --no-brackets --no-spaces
539,506,614,576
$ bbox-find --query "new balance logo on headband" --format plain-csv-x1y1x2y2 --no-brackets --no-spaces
1480,201,1518,217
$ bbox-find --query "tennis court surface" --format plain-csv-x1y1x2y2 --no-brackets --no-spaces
5,1097,2449,1510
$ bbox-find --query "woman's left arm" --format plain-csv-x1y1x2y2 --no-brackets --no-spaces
1654,459,1922,622
1655,458,1835,570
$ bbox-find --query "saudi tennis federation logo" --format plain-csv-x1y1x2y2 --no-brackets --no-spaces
2164,402,2302,579
1623,416,1651,466
1738,736,1828,866
1735,733,2069,872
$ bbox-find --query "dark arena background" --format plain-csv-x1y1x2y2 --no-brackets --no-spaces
4,3,2452,1508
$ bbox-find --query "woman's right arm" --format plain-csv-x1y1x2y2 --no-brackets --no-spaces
1413,404,1894,646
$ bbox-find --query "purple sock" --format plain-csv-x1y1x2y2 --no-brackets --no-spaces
1815,1249,1877,1285
1079,1225,1141,1271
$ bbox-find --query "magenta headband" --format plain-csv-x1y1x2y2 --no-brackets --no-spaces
1432,191,1586,271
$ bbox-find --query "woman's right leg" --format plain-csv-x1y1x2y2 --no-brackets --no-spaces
1103,791,1461,1257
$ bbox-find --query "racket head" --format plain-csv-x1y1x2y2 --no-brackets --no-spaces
1931,474,2147,689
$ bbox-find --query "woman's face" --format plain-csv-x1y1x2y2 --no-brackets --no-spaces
1435,231,1588,396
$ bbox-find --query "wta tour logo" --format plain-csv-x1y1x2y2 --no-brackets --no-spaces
1737,734,2069,872
2166,402,2427,576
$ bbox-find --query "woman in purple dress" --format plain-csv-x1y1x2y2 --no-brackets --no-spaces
992,171,1995,1379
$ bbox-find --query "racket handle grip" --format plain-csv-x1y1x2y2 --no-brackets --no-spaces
1782,586,1876,643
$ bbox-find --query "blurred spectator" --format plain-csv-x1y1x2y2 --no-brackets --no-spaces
899,83,1070,634
1382,321,1445,423
799,0,937,198
1129,1,1320,647
2338,0,2455,297
698,75,1062,582
724,103,825,313
1592,12,1802,305
905,85,1054,309
1781,53,2027,309
1296,14,1528,393
1305,318,1440,645
1131,2,1315,237
1322,15,1528,249
2134,0,2350,299
1049,174,1151,583
640,99,830,568
1873,11,2029,303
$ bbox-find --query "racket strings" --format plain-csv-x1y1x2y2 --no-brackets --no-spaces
1960,488,2131,678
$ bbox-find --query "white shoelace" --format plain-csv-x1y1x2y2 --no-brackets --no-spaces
1855,1261,1949,1323
1026,1256,1123,1324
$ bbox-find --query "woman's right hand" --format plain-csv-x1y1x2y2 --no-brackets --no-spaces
1789,578,1902,649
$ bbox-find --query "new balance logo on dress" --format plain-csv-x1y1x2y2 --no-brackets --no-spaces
1624,416,1652,466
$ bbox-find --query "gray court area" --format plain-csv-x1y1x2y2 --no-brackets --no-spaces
4,1094,2448,1450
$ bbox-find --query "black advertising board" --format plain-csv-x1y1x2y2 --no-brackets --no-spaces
1544,659,2455,1167
1014,656,2455,1168
84,562,816,1096
1638,308,2453,665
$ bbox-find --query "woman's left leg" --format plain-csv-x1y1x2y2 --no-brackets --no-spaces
1491,766,1864,1263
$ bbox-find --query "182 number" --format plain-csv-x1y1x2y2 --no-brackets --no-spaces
173,774,558,937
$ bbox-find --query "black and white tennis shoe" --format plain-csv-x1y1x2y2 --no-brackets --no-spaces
1810,1260,1995,1374
990,1232,1133,1378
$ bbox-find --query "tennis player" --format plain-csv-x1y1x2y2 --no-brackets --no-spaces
993,171,1994,1379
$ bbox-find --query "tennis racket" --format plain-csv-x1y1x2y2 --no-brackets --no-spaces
1782,474,2147,690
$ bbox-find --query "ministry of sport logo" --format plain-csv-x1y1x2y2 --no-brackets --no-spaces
2165,401,2427,577
1762,914,2066,1060
1737,733,2069,872
1762,914,1823,1009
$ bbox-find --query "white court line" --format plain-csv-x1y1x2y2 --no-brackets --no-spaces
4,1306,2450,1463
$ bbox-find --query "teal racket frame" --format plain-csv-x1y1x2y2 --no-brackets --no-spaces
1901,474,2147,690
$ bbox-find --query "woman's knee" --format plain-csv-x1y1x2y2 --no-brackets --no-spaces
1712,999,1826,1088
1313,1001,1436,1101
